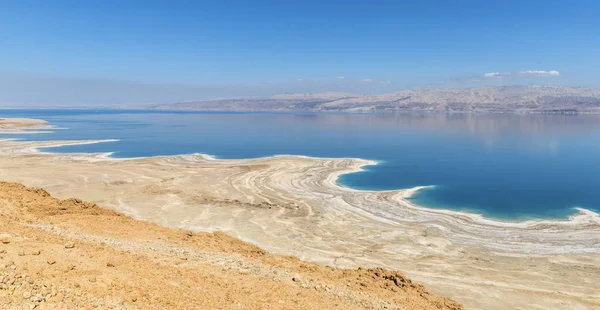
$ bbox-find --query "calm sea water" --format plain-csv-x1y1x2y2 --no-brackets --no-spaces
2,109,600,220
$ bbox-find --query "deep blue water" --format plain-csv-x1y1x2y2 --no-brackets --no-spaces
2,109,600,220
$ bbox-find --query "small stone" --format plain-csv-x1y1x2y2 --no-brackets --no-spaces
32,294,43,302
23,291,32,299
186,231,193,237
0,249,6,254
18,251,26,256
106,262,115,267
64,243,75,249
31,250,41,256
89,277,96,283
47,258,56,265
292,274,301,282
0,234,10,244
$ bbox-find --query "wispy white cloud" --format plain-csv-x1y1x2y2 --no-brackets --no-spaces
518,70,560,77
483,72,503,78
379,80,392,85
483,72,514,79
482,70,560,79
361,79,373,83
336,76,345,80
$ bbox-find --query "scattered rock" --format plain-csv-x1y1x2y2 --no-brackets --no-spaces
0,233,11,244
106,262,115,267
23,291,32,299
65,243,75,249
31,250,41,256
47,258,56,265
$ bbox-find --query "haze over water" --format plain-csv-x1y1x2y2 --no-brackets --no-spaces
2,109,600,220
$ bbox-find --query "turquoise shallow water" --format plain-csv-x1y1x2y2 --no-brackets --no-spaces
2,109,600,220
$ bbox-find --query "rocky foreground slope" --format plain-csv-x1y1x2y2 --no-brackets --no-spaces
157,85,600,113
0,182,462,310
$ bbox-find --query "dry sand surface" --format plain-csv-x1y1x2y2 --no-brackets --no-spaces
0,118,599,309
0,182,462,309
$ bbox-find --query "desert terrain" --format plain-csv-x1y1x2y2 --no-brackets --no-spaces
157,85,600,114
0,181,463,309
0,119,599,309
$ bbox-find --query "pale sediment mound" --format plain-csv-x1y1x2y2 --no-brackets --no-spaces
0,181,462,309
0,118,48,127
0,118,51,133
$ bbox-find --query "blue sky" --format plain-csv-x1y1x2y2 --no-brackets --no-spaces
1,0,599,105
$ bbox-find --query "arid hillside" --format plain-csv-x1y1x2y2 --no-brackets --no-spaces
156,85,600,113
0,181,462,310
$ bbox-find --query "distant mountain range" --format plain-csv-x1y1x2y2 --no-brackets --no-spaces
154,86,600,114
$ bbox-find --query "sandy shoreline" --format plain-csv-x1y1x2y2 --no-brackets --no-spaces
1,120,599,309
31,138,600,232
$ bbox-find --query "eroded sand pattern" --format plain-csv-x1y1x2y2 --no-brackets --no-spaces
0,127,599,309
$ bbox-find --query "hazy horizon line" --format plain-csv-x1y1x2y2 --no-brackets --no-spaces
0,71,595,108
